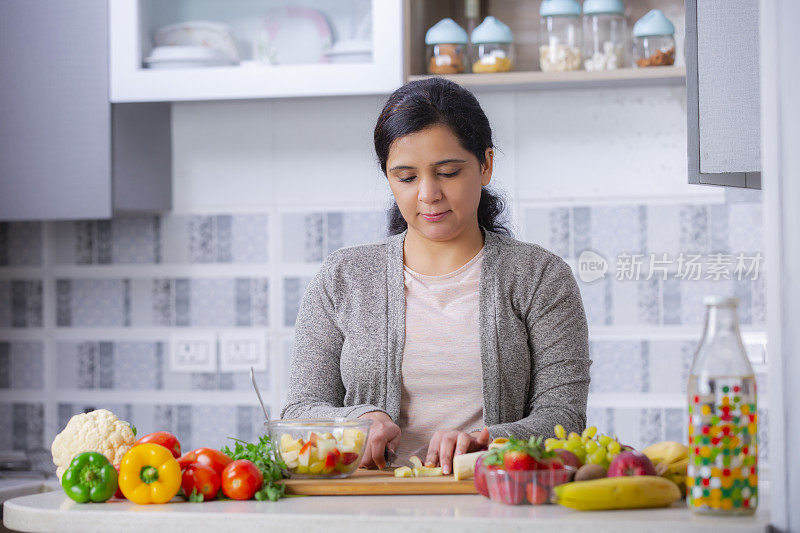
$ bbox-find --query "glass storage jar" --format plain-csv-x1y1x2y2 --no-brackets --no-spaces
582,0,627,71
470,16,514,73
539,0,582,72
425,18,468,74
632,9,675,67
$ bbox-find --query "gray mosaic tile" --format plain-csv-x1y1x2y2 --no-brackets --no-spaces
757,408,768,465
174,279,190,327
152,279,173,326
231,214,269,263
304,214,325,262
4,280,43,328
586,408,613,436
56,280,71,326
283,277,312,327
341,211,386,248
637,278,660,325
191,406,237,451
96,221,113,264
728,203,764,255
548,208,570,259
9,342,44,389
251,278,269,327
648,341,688,394
661,277,682,325
12,403,44,451
588,341,643,393
751,275,766,325
235,278,252,326
69,279,127,327
177,405,193,448
664,409,686,443
572,207,591,258
216,215,233,263
78,342,97,389
75,221,95,264
590,206,642,263
679,205,709,255
0,343,9,388
189,278,235,327
0,282,13,327
159,216,191,263
112,216,159,264
708,204,729,254
189,216,216,263
1,222,43,266
734,279,754,325
639,409,663,448
576,278,606,327
98,342,114,389
326,213,344,253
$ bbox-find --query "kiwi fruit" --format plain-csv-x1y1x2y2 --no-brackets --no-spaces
574,463,607,481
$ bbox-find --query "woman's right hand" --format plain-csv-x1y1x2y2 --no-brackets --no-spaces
357,411,401,469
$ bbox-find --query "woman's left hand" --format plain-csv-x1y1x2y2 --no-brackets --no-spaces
425,427,491,475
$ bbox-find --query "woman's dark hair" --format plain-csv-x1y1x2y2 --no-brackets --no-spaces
374,77,511,237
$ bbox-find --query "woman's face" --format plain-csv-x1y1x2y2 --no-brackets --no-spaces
385,124,493,243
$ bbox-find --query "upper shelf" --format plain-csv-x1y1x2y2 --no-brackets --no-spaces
407,67,687,91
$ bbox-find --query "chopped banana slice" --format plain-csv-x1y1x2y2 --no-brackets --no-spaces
409,455,424,469
412,466,443,477
394,466,413,477
453,451,485,480
488,437,509,450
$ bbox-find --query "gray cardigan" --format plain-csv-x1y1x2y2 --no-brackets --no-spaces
280,229,591,441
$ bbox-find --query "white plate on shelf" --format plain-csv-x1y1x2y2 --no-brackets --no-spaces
144,46,237,69
256,7,333,65
154,21,240,64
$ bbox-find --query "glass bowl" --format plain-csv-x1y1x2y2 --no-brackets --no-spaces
265,418,372,479
475,459,575,505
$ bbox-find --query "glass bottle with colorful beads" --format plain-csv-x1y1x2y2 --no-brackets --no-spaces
687,296,757,515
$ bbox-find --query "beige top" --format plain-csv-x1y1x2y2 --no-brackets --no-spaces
396,247,486,460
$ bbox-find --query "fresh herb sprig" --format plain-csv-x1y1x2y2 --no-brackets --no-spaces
221,434,287,501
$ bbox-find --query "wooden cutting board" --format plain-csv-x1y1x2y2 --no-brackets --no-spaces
280,468,478,496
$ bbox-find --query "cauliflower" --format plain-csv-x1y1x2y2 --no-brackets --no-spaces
51,409,136,479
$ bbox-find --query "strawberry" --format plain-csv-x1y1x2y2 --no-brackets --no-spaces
503,450,540,471
492,476,525,505
527,482,550,505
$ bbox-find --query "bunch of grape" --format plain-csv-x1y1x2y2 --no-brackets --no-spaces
544,425,624,470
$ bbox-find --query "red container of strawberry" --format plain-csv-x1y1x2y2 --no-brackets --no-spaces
476,436,574,505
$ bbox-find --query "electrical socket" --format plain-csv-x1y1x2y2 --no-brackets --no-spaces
170,333,217,373
219,331,268,372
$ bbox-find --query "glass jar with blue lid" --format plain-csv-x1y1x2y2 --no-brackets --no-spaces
539,0,582,72
632,9,675,67
425,18,468,74
471,16,514,73
582,0,627,71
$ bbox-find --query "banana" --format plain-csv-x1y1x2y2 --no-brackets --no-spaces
665,457,689,475
553,476,682,510
641,441,689,466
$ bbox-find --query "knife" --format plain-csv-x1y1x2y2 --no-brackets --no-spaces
383,448,415,469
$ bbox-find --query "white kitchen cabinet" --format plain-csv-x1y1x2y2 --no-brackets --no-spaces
686,0,761,188
109,0,404,102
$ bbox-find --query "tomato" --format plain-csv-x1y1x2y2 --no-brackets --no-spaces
182,463,220,502
136,432,181,459
178,448,233,475
113,464,125,499
221,460,264,500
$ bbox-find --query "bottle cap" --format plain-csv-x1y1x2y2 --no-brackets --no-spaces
539,0,581,17
633,9,675,37
703,296,739,307
471,16,513,44
425,18,468,45
583,0,625,16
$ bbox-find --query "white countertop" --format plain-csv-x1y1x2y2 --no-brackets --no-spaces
4,491,770,533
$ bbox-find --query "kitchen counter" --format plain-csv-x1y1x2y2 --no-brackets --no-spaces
4,491,770,533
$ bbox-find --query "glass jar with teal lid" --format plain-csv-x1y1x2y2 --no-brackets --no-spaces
632,9,675,67
582,0,627,71
539,0,582,72
470,16,514,73
425,18,468,74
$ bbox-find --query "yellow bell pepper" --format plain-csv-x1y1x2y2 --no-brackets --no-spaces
119,443,181,504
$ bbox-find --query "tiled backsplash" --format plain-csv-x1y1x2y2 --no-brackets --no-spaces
0,187,766,475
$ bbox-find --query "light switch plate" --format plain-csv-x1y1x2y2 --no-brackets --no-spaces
170,332,217,373
219,331,268,372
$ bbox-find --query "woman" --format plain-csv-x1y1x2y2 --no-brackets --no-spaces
281,78,591,475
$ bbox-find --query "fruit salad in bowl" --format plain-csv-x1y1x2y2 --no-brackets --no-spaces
265,418,371,479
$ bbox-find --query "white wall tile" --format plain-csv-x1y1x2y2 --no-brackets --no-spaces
172,101,274,213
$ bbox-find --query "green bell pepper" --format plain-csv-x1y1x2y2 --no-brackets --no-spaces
61,452,118,503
